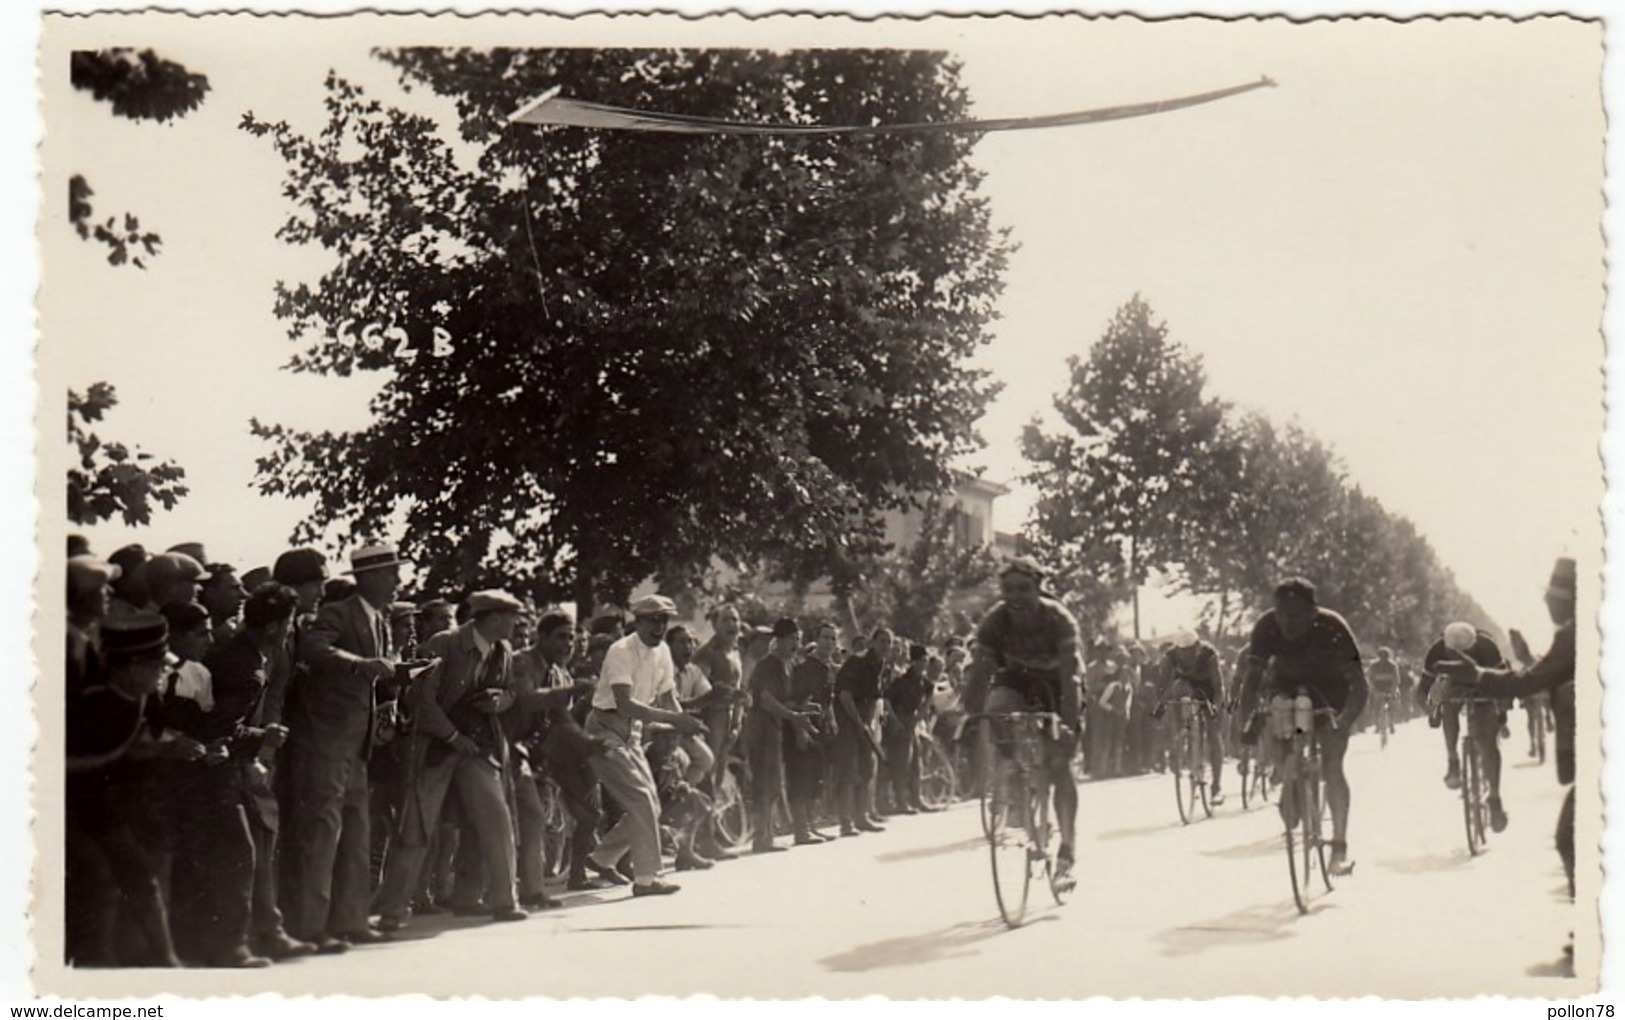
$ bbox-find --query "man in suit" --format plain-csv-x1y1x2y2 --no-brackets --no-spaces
285,543,405,950
375,590,530,928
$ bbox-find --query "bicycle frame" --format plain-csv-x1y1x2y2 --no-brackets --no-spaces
1256,703,1339,914
1444,696,1498,856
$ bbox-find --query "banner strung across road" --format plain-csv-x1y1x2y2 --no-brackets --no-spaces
508,77,1277,135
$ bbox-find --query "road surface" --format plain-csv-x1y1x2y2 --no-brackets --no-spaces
69,714,1588,998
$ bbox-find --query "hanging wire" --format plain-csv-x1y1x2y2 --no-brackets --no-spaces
515,144,552,319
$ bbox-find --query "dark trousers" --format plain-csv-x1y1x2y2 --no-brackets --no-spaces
746,717,784,847
65,772,177,967
1557,785,1576,901
831,709,879,824
882,717,919,810
244,782,285,940
287,746,372,939
784,736,826,806
169,765,255,964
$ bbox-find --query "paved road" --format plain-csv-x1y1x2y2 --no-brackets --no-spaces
72,714,1587,998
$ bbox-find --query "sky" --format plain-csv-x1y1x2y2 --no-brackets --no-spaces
35,10,1605,651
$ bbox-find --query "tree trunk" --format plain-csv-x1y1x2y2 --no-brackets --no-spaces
1129,533,1142,641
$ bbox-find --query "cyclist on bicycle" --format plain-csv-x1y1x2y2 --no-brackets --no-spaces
1238,577,1368,877
1368,647,1401,738
1418,622,1509,832
962,556,1083,888
1152,631,1227,806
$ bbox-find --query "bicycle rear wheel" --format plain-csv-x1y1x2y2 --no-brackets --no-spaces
976,719,998,839
1029,777,1068,907
1195,718,1213,818
1239,750,1253,810
918,736,958,811
984,756,1031,927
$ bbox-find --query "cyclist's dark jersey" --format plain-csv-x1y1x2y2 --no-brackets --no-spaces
1162,643,1223,705
1418,631,1507,703
1247,607,1364,711
1369,659,1401,692
975,598,1080,706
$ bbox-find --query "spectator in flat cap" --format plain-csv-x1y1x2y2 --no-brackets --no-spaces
68,534,91,558
376,590,528,928
160,602,216,714
285,543,406,951
321,577,356,606
580,595,705,896
142,553,211,612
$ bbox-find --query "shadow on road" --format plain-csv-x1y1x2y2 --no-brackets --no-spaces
1153,900,1324,957
1094,819,1187,841
875,836,985,864
1201,835,1283,860
818,916,1054,973
572,923,752,933
1375,847,1473,874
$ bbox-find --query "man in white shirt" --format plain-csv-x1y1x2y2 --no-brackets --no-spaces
585,595,706,896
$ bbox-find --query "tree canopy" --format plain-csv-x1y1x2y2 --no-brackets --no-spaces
243,48,1009,610
68,383,189,527
1023,295,1496,652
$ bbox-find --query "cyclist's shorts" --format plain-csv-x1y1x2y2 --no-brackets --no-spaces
1169,678,1219,711
985,684,1074,783
992,666,1061,714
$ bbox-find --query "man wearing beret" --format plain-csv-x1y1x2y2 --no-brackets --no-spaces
375,590,529,928
286,543,406,950
584,595,706,896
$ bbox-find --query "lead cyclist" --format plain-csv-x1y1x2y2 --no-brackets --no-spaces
962,557,1082,889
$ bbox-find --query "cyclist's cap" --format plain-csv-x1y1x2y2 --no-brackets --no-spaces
1443,621,1477,652
1272,577,1316,606
1174,630,1199,649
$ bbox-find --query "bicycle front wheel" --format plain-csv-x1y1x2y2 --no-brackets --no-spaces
1463,742,1487,856
984,755,1031,927
1173,732,1194,825
1306,769,1333,893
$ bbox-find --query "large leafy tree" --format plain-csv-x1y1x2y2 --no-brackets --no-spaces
68,383,189,527
1022,295,1226,637
243,48,1007,611
856,495,998,643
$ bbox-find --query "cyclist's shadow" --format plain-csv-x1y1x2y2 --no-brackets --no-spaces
818,914,1060,973
1153,899,1332,957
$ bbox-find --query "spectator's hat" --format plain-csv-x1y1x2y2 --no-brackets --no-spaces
469,590,523,617
144,552,211,588
1546,557,1577,601
68,555,121,589
346,542,408,575
241,566,272,591
630,594,678,618
68,534,92,558
419,597,452,615
273,547,330,586
168,542,209,564
645,721,678,736
771,617,800,639
101,612,168,658
389,600,420,620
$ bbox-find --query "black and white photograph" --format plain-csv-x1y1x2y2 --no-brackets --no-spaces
25,2,1612,1003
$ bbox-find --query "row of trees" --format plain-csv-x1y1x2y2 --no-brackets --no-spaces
1022,294,1496,655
